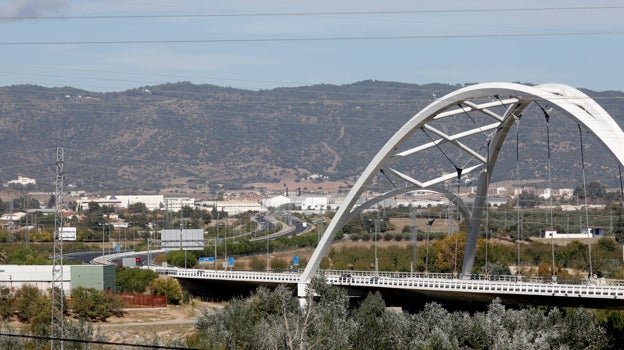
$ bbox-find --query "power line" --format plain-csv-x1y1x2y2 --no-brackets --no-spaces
2,6,624,20
0,332,195,349
1,31,622,46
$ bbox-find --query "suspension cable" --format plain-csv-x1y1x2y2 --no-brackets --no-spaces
516,117,522,274
537,102,557,279
578,124,593,278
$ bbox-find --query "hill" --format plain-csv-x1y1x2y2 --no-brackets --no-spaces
0,81,623,194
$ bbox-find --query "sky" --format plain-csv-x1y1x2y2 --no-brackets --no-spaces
1,0,624,92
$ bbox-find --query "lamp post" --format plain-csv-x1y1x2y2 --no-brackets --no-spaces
425,219,435,275
368,218,379,276
224,223,228,271
374,219,379,275
266,221,270,271
215,224,220,271
411,217,417,276
101,223,105,258
179,230,184,268
147,234,151,266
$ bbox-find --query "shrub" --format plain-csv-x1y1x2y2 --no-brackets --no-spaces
149,277,183,305
249,256,266,271
70,287,123,321
271,258,288,271
115,267,158,293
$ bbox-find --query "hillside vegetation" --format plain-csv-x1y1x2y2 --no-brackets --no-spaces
0,81,623,193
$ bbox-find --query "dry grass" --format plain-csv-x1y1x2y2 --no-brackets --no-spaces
91,300,222,346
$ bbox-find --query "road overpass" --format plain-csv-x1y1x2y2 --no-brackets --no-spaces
150,266,624,310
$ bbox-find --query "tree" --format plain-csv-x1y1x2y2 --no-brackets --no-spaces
149,277,183,304
431,233,466,273
14,284,50,332
70,287,123,321
615,208,624,243
0,286,14,320
518,192,540,208
127,202,148,214
64,318,107,350
47,194,56,209
352,292,392,349
574,181,607,202
556,307,608,349
115,267,158,293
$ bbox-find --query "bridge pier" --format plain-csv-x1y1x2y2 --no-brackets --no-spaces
297,282,307,298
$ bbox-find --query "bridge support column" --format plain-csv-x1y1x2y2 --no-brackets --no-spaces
297,282,307,298
462,169,488,277
297,283,308,309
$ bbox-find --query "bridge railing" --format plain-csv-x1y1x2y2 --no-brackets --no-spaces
152,267,624,288
153,267,302,283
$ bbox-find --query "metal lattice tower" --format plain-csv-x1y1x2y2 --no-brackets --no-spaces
51,147,65,349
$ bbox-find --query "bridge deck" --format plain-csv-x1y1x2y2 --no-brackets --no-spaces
153,267,624,306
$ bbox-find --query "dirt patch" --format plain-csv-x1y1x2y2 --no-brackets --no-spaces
91,300,222,346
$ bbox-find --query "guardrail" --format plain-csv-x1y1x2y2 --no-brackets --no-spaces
150,267,624,301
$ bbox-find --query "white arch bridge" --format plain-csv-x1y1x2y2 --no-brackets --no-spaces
296,82,624,301
144,82,624,308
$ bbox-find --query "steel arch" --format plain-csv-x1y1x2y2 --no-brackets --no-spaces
297,82,624,297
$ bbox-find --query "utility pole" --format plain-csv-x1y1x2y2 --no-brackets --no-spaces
410,209,417,275
51,147,65,350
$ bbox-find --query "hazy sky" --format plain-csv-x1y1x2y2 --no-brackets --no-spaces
1,0,623,92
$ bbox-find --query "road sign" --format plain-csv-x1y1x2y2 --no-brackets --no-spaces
293,255,299,266
228,257,234,267
199,257,214,264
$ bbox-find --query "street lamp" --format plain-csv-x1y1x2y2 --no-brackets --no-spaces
266,221,270,271
425,219,435,275
102,223,105,257
224,223,228,271
374,220,379,275
147,232,151,266
215,224,220,271
368,218,379,276
410,218,417,276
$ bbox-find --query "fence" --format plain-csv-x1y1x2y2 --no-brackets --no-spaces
112,292,167,308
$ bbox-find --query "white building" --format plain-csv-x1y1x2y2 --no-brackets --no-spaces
164,197,195,212
540,188,552,199
263,195,291,209
196,200,264,215
496,187,508,196
0,265,71,293
300,196,329,211
75,196,122,211
0,212,26,221
116,195,166,211
544,227,605,239
6,176,36,186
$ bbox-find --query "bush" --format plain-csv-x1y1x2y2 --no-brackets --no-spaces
0,286,14,320
149,277,183,305
271,258,288,271
249,256,266,271
70,287,123,321
15,285,49,325
115,267,158,293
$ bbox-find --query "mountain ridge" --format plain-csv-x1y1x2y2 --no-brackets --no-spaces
0,81,622,194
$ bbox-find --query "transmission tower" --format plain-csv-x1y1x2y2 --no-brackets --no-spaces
51,147,65,349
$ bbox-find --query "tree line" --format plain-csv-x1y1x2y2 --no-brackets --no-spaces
188,278,620,350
